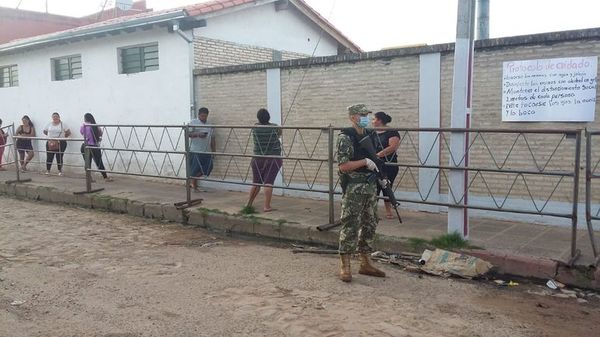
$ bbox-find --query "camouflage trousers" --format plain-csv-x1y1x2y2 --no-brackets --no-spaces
338,192,378,254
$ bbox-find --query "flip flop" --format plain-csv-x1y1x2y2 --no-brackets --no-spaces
263,208,275,213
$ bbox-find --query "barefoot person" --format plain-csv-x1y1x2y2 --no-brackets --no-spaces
337,104,386,282
188,107,215,192
246,108,282,212
16,115,36,172
373,111,400,219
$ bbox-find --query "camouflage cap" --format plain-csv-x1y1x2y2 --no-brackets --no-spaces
347,104,372,115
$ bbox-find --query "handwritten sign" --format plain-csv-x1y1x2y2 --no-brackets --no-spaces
502,57,598,122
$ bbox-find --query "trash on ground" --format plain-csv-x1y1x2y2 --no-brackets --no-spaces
546,279,565,290
494,279,518,287
290,244,338,254
10,300,25,306
546,280,558,290
200,241,223,248
370,251,421,266
418,249,493,279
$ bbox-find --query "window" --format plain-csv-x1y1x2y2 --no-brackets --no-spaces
0,65,18,87
119,43,159,74
52,55,82,81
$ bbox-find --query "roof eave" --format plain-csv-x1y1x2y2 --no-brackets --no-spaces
188,0,277,19
288,0,362,53
0,10,188,55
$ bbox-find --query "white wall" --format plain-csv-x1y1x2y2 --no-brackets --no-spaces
0,27,192,132
194,2,339,56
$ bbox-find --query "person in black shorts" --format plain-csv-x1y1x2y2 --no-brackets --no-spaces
16,115,36,172
373,111,400,219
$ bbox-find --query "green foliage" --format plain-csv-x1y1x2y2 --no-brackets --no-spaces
406,232,477,252
240,205,257,215
429,232,470,250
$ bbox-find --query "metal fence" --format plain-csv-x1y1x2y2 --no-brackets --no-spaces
90,124,331,209
382,128,582,263
585,130,600,265
1,124,31,184
4,124,597,265
0,124,15,170
10,135,92,189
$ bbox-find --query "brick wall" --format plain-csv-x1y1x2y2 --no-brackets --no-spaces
195,28,600,211
195,71,268,181
194,37,308,69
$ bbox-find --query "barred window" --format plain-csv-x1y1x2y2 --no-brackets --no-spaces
52,55,82,81
0,64,18,87
119,43,159,74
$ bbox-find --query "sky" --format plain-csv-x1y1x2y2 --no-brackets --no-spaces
1,0,600,51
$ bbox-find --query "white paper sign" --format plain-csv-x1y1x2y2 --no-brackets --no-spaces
502,56,598,122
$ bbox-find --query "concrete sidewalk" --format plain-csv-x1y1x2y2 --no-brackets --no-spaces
1,169,599,288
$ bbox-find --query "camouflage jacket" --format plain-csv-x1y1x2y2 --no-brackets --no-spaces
337,133,376,195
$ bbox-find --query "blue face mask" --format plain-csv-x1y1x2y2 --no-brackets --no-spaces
358,116,370,128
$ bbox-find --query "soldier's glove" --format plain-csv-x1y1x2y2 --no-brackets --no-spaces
364,158,379,172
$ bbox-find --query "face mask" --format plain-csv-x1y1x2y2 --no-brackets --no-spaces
358,116,370,128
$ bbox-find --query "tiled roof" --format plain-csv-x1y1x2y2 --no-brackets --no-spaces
184,0,361,52
186,0,257,16
0,7,186,51
0,0,361,53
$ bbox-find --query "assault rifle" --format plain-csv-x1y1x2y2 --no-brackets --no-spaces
359,133,403,224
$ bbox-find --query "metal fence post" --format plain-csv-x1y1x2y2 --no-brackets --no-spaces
569,130,582,265
585,130,599,260
328,125,335,225
12,124,21,182
84,144,92,193
184,124,191,205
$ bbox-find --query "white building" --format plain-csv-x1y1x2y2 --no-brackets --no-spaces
0,0,360,131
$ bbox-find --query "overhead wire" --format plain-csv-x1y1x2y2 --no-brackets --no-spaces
282,0,338,125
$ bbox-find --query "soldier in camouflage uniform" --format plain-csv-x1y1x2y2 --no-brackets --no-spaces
337,104,386,282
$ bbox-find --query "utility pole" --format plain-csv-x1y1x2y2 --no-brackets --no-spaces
448,0,476,238
477,0,490,39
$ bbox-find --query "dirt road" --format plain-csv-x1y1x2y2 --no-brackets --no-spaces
1,196,598,337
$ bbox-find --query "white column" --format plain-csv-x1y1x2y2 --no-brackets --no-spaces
448,0,476,238
267,68,282,124
418,53,441,212
266,68,284,195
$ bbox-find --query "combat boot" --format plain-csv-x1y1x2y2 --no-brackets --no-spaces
339,254,352,282
358,253,386,277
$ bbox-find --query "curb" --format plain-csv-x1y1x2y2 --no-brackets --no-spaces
1,182,598,290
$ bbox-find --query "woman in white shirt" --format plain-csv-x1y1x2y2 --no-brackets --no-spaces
43,112,71,176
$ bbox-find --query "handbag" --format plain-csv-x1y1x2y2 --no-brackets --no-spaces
48,123,63,151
